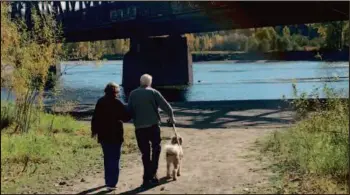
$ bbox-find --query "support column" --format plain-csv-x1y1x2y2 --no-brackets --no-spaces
122,35,193,90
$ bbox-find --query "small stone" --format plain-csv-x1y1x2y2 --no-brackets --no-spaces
80,178,86,182
160,186,165,191
244,188,249,192
59,181,67,185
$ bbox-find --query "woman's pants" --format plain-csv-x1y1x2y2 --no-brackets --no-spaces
100,142,122,187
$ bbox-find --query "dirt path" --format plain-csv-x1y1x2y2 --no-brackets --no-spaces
59,126,282,194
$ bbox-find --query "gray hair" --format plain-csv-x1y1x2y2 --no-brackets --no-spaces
104,82,120,95
140,74,152,87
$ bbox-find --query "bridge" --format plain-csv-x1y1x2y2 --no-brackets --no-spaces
10,1,350,89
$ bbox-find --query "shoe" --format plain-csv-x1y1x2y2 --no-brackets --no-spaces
140,180,151,189
106,186,116,191
150,176,159,184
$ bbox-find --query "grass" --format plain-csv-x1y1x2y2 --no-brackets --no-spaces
1,104,138,194
258,88,349,194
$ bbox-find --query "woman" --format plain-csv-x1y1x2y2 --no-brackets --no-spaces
91,82,130,190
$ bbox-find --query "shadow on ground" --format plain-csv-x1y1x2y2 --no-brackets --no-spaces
119,177,172,194
47,100,296,129
159,100,295,129
76,185,106,195
75,177,172,195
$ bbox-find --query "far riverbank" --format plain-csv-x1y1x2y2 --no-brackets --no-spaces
68,49,349,62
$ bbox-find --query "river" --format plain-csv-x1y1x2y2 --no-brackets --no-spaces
39,60,349,104
1,60,348,104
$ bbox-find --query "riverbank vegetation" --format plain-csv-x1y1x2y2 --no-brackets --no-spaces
1,3,138,193
62,22,349,60
259,84,349,194
1,101,137,193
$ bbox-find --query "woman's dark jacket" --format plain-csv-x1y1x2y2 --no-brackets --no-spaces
91,96,131,144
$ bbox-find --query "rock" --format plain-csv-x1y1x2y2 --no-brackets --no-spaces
80,178,86,182
59,181,67,186
160,186,165,191
243,188,250,192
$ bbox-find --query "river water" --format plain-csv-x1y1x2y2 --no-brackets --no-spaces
1,60,349,104
47,60,349,104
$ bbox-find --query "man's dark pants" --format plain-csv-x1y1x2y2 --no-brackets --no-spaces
100,142,122,188
135,125,161,183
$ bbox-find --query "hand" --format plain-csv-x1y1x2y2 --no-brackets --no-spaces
168,117,176,125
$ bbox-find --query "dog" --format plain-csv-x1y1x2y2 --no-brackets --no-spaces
165,135,183,181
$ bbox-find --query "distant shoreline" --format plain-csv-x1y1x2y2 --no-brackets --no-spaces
191,50,349,62
65,49,349,63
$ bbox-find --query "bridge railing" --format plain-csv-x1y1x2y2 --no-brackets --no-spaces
10,1,230,32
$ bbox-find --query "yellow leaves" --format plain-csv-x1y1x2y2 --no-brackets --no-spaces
1,3,20,70
1,2,63,98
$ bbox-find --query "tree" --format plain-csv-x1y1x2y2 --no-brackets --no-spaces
246,37,259,52
276,36,292,51
342,21,349,47
254,27,277,51
283,26,291,37
258,39,271,52
1,2,63,132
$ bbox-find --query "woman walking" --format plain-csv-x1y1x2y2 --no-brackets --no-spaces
91,82,131,190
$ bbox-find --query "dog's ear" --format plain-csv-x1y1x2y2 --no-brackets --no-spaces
171,137,177,144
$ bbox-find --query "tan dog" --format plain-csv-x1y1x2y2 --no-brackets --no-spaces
165,135,183,181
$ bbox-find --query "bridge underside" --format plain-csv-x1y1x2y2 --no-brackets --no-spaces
63,1,349,42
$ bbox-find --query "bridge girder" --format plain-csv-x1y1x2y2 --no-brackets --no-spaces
9,1,349,42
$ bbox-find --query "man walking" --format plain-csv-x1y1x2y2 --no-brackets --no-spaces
128,74,176,188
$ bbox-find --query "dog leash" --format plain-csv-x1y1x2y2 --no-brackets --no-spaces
172,123,181,146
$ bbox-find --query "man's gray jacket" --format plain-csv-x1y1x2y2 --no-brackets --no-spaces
127,87,174,129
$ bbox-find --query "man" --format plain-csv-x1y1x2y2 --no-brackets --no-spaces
91,82,131,191
128,74,176,187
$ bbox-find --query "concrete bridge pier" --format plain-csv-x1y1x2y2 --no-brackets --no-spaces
122,35,193,91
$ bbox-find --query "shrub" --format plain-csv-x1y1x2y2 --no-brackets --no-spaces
261,84,349,193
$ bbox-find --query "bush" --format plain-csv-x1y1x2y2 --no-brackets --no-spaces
276,36,292,51
258,39,271,52
1,3,63,133
261,85,349,193
246,37,259,52
0,101,15,130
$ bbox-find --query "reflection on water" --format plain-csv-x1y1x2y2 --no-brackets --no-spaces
1,60,349,104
